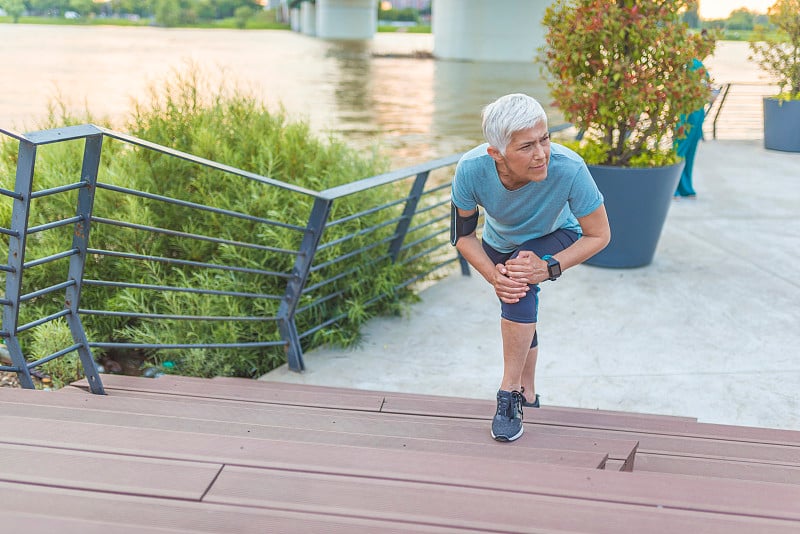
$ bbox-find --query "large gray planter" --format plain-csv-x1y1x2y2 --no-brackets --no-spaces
764,97,800,153
585,162,684,268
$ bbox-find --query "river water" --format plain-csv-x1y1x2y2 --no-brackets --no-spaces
1,24,774,167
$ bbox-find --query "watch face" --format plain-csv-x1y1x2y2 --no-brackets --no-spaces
547,258,561,279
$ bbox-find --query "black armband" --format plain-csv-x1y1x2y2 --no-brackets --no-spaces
450,202,479,246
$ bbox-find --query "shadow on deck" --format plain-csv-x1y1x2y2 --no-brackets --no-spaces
1,375,799,533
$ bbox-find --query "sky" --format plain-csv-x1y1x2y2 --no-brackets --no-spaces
698,0,775,19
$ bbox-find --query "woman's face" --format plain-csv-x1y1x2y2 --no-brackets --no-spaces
490,123,551,188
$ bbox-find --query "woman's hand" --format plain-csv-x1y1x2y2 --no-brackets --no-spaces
504,250,549,285
491,263,530,303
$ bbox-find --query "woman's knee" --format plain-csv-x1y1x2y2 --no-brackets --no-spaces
500,286,539,323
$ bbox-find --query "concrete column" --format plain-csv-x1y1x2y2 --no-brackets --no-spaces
300,1,316,35
316,0,377,40
433,0,553,62
290,7,301,32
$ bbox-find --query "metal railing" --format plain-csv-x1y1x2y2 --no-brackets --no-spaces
0,124,464,393
707,81,776,140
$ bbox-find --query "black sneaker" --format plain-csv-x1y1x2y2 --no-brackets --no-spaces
491,389,524,442
520,388,540,408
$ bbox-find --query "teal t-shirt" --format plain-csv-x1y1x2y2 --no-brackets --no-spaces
451,142,603,253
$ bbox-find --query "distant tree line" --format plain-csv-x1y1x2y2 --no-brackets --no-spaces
682,2,771,32
710,8,770,31
0,0,263,26
378,7,421,23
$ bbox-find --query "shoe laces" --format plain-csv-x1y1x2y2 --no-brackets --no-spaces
497,391,523,418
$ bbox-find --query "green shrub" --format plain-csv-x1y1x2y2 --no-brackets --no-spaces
0,66,440,383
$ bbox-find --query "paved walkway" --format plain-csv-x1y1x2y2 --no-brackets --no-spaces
264,139,800,431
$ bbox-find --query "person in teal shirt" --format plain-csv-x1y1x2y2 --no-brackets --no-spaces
450,93,610,442
675,57,713,197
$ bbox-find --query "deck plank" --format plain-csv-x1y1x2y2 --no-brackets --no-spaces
0,442,220,499
219,376,699,422
634,452,800,484
203,465,800,534
3,511,195,534
518,423,800,469
71,374,384,412
381,395,800,446
0,482,475,533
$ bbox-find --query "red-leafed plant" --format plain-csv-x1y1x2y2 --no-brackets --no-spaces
539,0,716,167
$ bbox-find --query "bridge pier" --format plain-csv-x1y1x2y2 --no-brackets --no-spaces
432,0,552,62
300,1,316,36
286,0,553,63
289,0,375,40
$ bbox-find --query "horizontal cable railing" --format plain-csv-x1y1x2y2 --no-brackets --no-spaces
0,124,465,391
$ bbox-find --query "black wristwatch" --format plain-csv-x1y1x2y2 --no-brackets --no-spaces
542,255,562,281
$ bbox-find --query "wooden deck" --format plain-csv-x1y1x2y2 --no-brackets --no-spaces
1,375,799,533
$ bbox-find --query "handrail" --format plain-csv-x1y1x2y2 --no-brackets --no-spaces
0,124,468,390
707,81,776,140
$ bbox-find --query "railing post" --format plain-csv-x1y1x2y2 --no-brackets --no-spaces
712,83,731,141
388,170,429,262
3,139,37,389
278,196,332,372
65,134,105,394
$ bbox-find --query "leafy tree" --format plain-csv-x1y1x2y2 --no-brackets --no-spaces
379,7,420,22
154,0,179,25
216,0,259,19
233,4,251,28
1,0,26,22
69,0,95,16
114,0,153,17
727,8,756,31
195,0,216,21
28,0,66,15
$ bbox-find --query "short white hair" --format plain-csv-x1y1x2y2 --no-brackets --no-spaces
482,93,548,155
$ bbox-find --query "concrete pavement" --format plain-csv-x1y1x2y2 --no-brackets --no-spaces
263,139,800,431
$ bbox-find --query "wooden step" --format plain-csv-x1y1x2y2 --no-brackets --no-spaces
79,375,799,449
203,464,800,533
0,399,610,470
0,387,634,468
0,482,469,533
65,375,800,481
634,452,800,484
72,374,385,411
0,442,220,499
518,422,800,483
218,376,699,422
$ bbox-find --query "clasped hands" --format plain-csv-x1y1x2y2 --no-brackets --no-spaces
492,250,550,303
